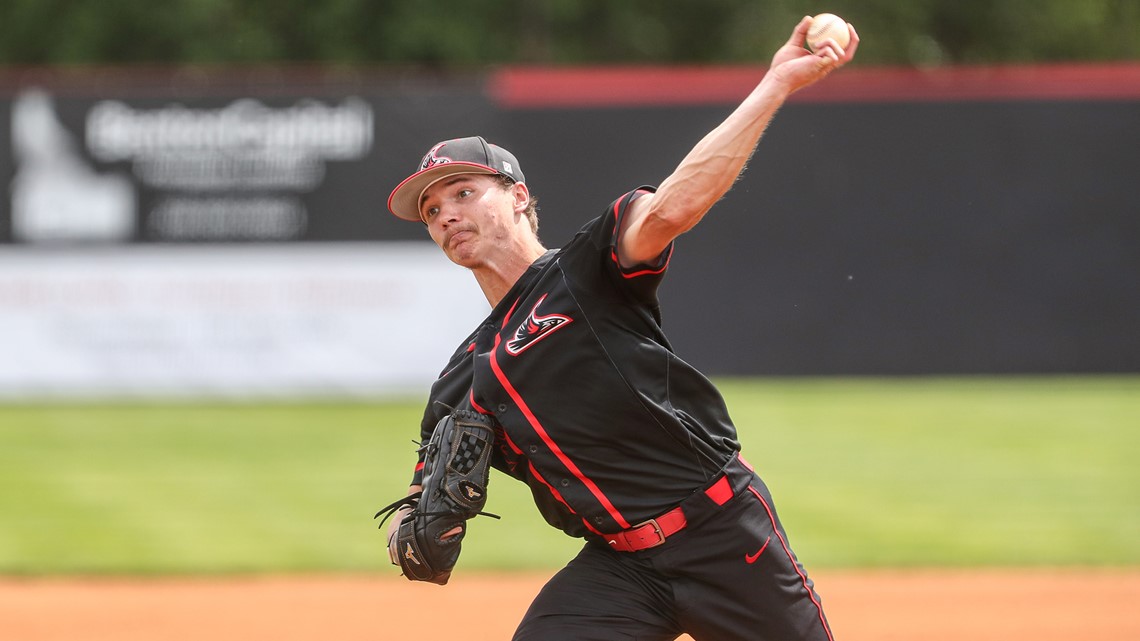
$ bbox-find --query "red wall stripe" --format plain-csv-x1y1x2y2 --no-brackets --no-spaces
489,63,1140,108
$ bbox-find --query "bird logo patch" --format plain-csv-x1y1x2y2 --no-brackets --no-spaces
419,142,452,170
505,294,572,356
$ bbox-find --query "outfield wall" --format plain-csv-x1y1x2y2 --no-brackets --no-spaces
0,64,1137,395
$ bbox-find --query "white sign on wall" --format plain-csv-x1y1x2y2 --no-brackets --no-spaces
0,243,487,398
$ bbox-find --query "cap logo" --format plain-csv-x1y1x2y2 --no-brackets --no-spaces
419,142,453,170
502,161,514,174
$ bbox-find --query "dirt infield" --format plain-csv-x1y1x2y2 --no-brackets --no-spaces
2,570,1137,641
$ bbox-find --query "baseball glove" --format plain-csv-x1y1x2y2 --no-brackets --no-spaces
375,408,499,585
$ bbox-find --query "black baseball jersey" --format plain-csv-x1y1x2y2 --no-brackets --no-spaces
412,187,742,539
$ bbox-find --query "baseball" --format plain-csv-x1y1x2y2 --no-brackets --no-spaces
806,13,851,52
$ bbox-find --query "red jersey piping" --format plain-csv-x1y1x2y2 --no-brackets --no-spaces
469,389,491,414
490,333,632,530
610,189,671,279
528,462,604,536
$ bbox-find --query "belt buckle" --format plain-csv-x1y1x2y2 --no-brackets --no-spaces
632,518,666,549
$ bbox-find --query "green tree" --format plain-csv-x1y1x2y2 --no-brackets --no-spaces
0,0,1137,65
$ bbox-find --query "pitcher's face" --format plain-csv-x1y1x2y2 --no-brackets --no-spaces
420,174,528,268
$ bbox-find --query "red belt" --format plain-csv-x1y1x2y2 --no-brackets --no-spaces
602,474,735,552
603,507,687,552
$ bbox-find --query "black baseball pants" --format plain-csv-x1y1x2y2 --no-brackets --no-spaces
512,457,833,641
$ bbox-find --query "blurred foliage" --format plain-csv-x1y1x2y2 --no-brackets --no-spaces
0,0,1137,67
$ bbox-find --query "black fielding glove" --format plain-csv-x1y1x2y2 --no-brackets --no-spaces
375,409,499,585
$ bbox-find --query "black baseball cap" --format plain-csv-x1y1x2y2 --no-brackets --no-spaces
387,136,526,222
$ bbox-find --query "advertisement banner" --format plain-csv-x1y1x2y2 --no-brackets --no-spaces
0,243,487,398
0,77,494,245
0,65,1136,390
0,74,495,397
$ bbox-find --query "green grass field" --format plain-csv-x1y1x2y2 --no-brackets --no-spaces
0,376,1137,575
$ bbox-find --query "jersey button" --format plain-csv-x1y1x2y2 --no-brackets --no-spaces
498,404,508,412
529,445,538,454
560,478,570,487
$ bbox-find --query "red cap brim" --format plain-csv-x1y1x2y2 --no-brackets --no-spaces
387,162,499,222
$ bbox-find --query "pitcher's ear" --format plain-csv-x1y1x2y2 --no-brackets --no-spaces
512,181,530,213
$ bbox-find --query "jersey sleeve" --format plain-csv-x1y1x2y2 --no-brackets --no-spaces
409,404,438,487
593,186,672,304
408,330,480,487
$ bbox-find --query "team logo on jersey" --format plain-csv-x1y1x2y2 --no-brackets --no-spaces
419,142,453,170
505,294,572,356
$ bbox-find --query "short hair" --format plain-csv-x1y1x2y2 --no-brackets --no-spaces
496,174,539,235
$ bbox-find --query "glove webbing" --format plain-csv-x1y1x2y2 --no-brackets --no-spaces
373,493,501,527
